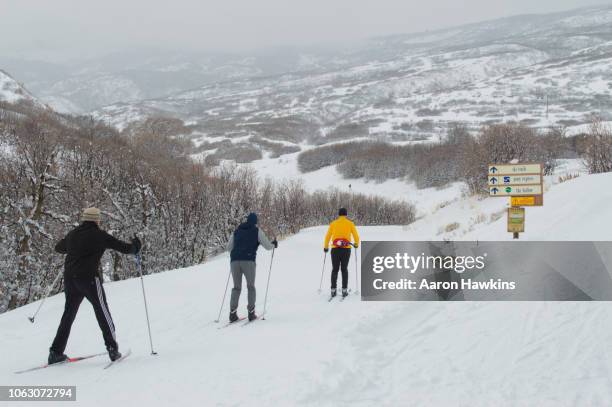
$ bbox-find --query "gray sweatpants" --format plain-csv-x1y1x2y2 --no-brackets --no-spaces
230,261,256,312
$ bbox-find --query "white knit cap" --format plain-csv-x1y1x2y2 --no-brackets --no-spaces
81,207,101,222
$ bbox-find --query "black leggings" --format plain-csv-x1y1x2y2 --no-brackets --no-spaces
331,248,351,289
51,276,117,353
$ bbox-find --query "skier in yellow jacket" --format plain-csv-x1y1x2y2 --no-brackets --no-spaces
323,208,360,298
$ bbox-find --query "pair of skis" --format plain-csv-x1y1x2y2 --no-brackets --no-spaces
328,295,348,302
328,289,351,302
217,314,264,329
15,349,131,374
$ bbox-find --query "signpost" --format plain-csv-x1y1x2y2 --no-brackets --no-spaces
488,175,541,186
488,163,544,239
507,207,525,234
489,185,542,196
488,164,542,175
511,196,543,207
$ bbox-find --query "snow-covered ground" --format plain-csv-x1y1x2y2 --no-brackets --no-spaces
465,171,612,241
245,148,585,220
2,170,612,406
244,150,466,216
0,70,37,105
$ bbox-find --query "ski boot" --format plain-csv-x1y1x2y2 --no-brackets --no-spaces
229,310,239,323
342,288,349,298
331,288,337,298
107,346,122,362
248,309,258,322
48,350,68,365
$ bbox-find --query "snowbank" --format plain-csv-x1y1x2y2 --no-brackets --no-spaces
465,172,612,241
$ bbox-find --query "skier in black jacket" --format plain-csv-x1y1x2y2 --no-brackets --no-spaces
48,207,141,364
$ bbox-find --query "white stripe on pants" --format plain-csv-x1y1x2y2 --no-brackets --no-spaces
95,278,116,340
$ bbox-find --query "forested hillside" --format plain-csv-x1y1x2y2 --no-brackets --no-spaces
0,100,414,313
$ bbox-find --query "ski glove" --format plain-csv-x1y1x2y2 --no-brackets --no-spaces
272,239,278,249
131,236,142,254
324,248,329,253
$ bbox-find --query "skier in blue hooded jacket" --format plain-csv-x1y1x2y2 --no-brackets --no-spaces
226,213,277,322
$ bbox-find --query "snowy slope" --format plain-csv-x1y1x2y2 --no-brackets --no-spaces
243,151,586,226
0,70,38,104
465,172,612,241
2,172,612,406
242,150,466,216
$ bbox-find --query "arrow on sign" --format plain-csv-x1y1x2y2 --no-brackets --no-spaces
490,167,498,174
490,177,498,184
491,187,499,195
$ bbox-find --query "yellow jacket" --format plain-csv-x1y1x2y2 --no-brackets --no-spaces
323,216,360,249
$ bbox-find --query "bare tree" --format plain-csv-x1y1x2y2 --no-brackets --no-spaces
583,118,612,174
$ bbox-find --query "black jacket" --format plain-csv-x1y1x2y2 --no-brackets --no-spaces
55,222,136,279
230,222,260,262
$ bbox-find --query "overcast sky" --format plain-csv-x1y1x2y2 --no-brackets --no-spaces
2,0,611,60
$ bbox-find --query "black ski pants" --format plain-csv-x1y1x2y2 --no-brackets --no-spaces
50,276,117,353
331,248,351,290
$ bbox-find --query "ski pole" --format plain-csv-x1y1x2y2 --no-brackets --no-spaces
135,254,158,355
28,267,63,323
261,248,275,320
354,246,360,294
318,251,327,293
215,269,232,323
350,243,360,294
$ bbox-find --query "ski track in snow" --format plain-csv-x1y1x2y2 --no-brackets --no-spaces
2,173,612,406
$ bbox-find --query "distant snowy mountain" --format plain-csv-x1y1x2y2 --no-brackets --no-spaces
0,49,342,114
90,5,612,148
4,5,612,155
0,70,39,105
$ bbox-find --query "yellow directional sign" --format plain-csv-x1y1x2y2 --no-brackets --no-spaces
489,185,542,196
508,207,525,233
488,164,542,175
511,196,543,207
488,174,541,187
